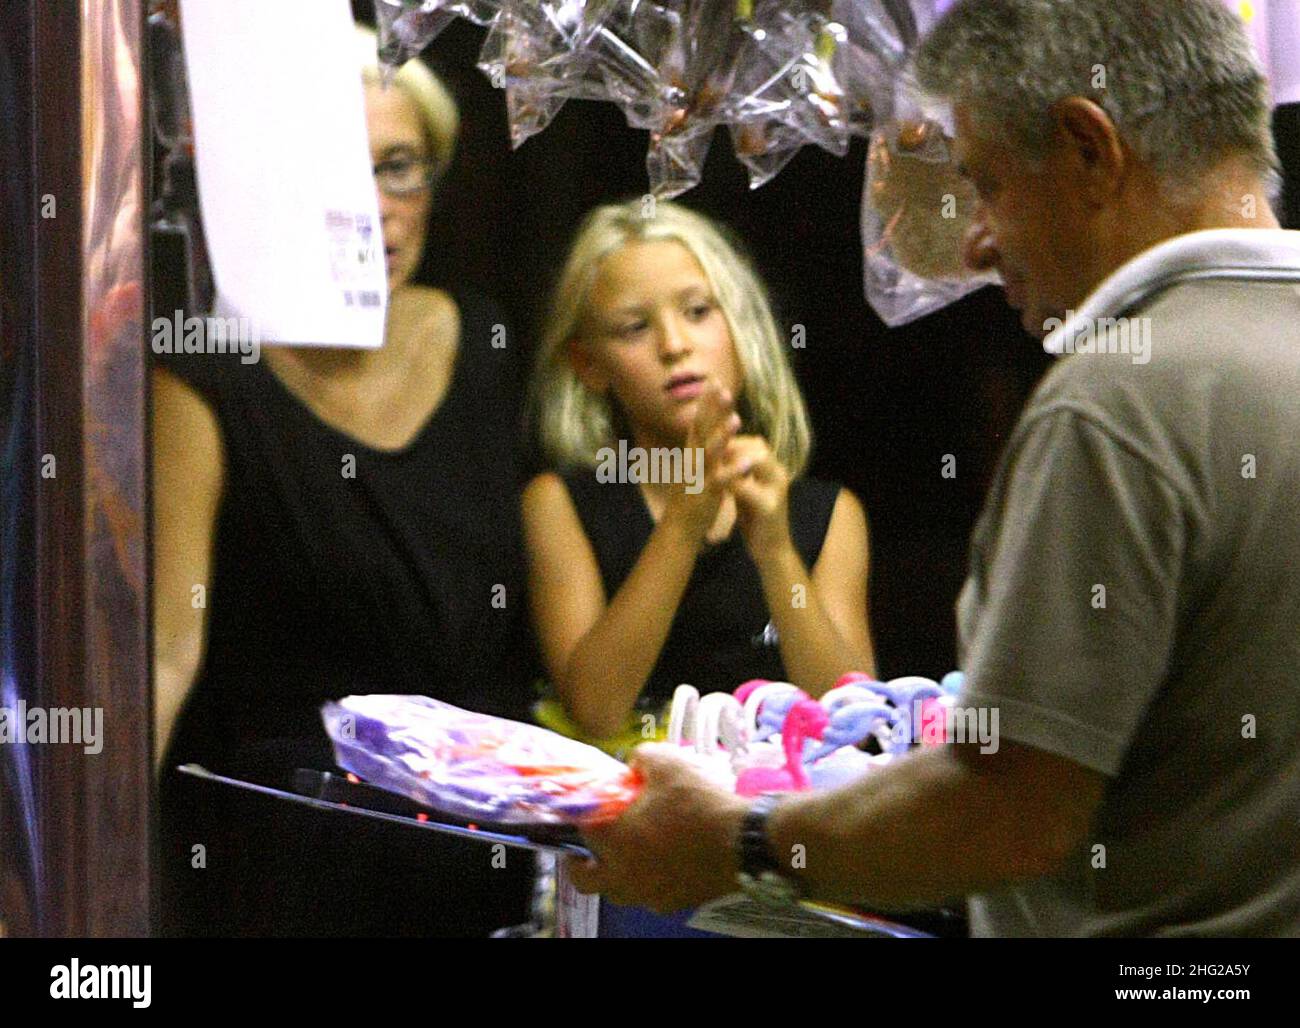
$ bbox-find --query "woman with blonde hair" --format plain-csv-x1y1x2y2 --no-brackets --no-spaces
153,27,534,936
524,199,877,742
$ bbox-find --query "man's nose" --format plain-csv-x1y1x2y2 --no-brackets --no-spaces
961,216,999,274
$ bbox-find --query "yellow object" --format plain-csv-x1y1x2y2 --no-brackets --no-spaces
533,699,667,760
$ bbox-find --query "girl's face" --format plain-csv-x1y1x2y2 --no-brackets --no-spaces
364,82,435,292
573,239,744,448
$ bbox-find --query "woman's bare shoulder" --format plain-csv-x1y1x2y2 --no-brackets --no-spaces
412,283,455,312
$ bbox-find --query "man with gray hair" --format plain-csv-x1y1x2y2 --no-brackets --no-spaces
571,0,1300,937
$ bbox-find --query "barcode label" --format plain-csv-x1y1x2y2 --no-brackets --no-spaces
326,209,382,294
325,209,353,231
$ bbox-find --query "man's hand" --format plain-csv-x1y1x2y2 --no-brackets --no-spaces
569,743,750,913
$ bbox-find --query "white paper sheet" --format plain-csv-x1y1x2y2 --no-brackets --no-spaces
180,0,386,347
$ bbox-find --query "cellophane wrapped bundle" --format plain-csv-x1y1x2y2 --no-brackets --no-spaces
828,0,920,133
370,0,997,322
861,105,998,326
323,695,640,825
374,0,501,69
572,0,750,196
726,1,845,189
378,1,941,199
477,0,613,148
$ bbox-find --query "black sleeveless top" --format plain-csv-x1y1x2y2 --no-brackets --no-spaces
155,286,535,937
558,467,841,708
164,285,534,773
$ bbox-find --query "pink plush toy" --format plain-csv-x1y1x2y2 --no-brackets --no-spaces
734,699,830,796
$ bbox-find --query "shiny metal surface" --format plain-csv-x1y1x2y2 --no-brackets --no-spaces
0,0,150,937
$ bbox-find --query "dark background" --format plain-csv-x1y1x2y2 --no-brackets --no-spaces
356,8,1299,682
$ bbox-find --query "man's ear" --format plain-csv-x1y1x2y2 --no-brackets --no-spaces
566,337,609,394
1050,97,1126,203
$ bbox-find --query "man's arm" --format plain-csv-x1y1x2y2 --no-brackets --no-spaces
573,738,1106,914
766,739,1106,911
575,406,1175,913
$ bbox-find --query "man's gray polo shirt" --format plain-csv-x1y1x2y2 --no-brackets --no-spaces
957,266,1300,936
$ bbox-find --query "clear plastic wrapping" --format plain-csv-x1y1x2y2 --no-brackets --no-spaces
374,1,460,70
322,695,640,825
476,0,610,148
727,2,850,189
828,0,919,132
724,0,930,188
374,0,504,72
578,0,750,197
370,1,999,326
861,112,997,326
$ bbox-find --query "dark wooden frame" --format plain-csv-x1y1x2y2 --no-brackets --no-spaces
0,0,150,937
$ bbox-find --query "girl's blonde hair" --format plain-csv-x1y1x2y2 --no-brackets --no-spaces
356,26,459,187
531,199,812,477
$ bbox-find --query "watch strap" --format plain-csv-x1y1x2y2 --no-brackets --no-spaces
738,793,784,877
736,793,805,907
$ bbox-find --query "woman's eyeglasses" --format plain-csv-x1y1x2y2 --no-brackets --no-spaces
373,155,438,197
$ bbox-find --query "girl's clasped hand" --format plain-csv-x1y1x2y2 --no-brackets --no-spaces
669,381,794,562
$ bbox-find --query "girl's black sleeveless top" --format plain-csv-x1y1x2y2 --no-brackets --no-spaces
557,466,841,708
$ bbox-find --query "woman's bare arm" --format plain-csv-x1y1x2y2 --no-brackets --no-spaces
152,366,225,776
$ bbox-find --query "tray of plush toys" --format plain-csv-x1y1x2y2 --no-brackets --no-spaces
317,670,965,833
182,672,967,935
663,671,963,794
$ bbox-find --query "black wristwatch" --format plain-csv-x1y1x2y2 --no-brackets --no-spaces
736,793,805,907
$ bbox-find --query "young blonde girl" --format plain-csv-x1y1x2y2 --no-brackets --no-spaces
524,199,876,742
